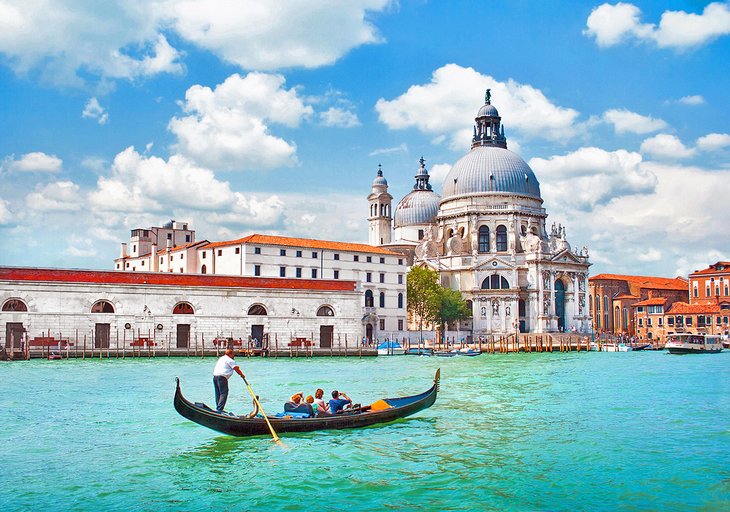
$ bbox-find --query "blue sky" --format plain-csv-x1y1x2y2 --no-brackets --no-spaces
0,0,728,278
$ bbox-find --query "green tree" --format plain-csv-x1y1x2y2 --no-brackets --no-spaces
437,287,471,335
406,266,441,343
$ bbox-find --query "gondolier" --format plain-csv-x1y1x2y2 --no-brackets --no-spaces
213,348,246,412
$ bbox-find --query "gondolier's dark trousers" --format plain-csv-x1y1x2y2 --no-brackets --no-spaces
213,375,229,411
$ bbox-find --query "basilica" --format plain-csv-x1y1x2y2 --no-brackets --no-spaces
369,92,592,335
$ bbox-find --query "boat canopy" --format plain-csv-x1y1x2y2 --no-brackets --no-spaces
377,340,403,350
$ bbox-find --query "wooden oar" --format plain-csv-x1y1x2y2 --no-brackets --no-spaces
242,376,282,445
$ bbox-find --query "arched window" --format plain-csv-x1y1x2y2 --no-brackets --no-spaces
446,228,453,239
398,293,404,309
603,295,609,312
518,299,526,317
173,302,194,314
365,290,374,307
589,295,593,315
248,304,267,315
2,299,28,312
91,300,114,313
201,264,207,274
478,226,490,253
317,305,334,316
379,292,385,308
481,275,509,289
496,225,507,252
465,299,473,317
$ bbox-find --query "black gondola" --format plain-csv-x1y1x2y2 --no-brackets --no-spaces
174,369,440,437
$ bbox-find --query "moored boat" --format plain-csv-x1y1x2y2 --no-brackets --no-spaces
174,370,440,437
377,340,406,355
404,347,434,356
665,334,723,354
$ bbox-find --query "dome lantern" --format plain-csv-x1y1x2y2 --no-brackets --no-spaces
472,88,507,150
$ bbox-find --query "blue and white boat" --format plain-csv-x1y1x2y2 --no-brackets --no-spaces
377,340,406,356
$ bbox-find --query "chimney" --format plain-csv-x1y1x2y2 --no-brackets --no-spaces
166,238,172,250
151,243,158,272
121,243,127,258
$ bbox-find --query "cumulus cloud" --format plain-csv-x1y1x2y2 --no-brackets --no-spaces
62,235,99,258
428,163,452,190
375,64,581,150
0,0,390,86
169,0,390,70
25,181,82,212
82,97,109,125
319,107,360,128
539,156,729,276
169,72,313,171
0,199,12,225
87,146,287,230
585,2,730,50
529,147,657,211
640,134,695,160
696,133,730,151
602,109,668,135
3,152,62,173
677,95,705,106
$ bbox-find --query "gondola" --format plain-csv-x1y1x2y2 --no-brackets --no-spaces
174,369,440,437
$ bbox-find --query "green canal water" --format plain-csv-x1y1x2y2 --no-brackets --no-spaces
1,352,729,511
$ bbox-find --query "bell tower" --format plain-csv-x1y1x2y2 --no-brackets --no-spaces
368,164,393,246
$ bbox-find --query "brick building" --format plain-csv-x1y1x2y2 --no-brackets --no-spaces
588,274,688,336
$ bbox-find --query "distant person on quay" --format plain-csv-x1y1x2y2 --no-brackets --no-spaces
212,348,246,412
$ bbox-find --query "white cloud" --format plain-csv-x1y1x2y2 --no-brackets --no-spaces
0,0,390,86
585,2,730,50
677,95,705,106
25,181,82,212
87,147,287,229
62,235,98,258
319,107,360,128
544,158,730,276
169,0,390,70
602,109,668,135
640,134,695,160
169,72,313,171
428,163,452,189
369,143,408,157
530,147,656,211
82,97,109,125
696,133,730,151
375,64,581,151
0,2,181,85
0,199,12,225
3,152,62,173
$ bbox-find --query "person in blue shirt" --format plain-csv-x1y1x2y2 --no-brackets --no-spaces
328,390,352,414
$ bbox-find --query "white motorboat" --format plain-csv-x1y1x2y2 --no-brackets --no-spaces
665,334,723,354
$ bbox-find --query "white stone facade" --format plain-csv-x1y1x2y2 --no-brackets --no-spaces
0,268,362,349
115,233,408,342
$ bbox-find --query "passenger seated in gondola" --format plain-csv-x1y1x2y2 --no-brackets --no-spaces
328,390,352,414
284,392,315,417
314,388,329,415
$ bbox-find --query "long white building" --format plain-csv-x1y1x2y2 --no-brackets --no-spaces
115,230,408,342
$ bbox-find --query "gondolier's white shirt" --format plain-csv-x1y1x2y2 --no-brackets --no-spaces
213,355,239,379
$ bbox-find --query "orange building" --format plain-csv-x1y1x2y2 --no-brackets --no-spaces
688,261,730,306
588,274,688,336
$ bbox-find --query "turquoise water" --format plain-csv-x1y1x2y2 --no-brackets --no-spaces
1,352,729,511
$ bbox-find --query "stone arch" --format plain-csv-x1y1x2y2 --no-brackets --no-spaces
173,302,194,314
247,304,267,315
317,305,334,317
91,300,115,313
2,298,28,312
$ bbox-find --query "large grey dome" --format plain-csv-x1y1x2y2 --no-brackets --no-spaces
394,189,440,227
441,146,542,200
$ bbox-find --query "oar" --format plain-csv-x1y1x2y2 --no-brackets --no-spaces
242,376,282,445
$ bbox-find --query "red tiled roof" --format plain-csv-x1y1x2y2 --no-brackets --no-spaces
614,294,639,299
589,274,688,291
0,267,357,292
156,240,209,255
632,297,667,306
202,234,402,256
689,261,730,276
665,302,722,314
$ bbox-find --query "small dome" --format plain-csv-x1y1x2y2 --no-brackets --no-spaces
441,146,541,200
394,189,440,228
372,170,388,187
477,103,499,118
